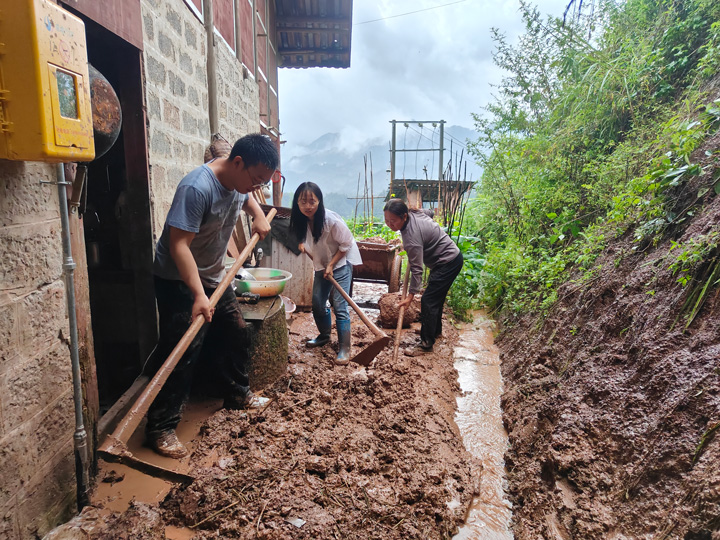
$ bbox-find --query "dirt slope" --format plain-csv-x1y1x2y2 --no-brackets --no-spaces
499,134,720,538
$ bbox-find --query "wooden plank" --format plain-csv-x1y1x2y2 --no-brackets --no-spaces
61,0,143,50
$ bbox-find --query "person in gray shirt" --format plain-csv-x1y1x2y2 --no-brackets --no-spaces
384,199,464,355
145,134,278,459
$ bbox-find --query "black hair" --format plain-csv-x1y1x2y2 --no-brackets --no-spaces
289,182,326,243
229,133,279,170
383,198,409,218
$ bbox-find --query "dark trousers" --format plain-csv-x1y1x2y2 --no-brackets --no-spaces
145,276,251,437
420,252,464,348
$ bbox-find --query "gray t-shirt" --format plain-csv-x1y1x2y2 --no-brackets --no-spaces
153,164,248,287
401,210,461,294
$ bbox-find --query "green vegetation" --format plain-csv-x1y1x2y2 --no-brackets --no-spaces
451,0,720,316
346,217,399,243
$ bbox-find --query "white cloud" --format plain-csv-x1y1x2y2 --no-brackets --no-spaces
278,0,570,155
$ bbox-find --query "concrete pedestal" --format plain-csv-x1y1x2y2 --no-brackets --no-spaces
241,296,288,391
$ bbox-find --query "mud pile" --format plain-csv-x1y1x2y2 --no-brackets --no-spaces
94,311,477,539
498,134,720,537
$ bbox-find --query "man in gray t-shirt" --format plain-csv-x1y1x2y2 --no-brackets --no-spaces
145,134,279,459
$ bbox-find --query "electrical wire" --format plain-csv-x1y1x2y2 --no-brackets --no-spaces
355,0,468,26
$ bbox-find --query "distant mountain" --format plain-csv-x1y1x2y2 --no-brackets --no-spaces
279,125,482,218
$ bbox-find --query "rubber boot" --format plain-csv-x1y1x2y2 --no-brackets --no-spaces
334,319,352,366
306,309,332,348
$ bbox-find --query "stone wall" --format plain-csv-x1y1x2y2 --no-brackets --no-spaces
141,0,261,241
216,38,260,142
0,161,77,538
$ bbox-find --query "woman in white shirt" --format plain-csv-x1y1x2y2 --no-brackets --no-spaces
289,182,362,365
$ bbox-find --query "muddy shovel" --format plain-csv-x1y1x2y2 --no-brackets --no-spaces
304,252,390,366
97,208,277,483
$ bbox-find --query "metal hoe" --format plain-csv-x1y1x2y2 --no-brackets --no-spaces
97,209,277,483
305,252,390,366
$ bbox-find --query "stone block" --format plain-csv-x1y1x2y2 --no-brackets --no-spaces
20,283,67,356
150,130,172,159
0,497,19,540
146,91,161,120
158,31,175,60
195,61,206,84
0,394,73,508
0,433,25,508
0,301,18,371
1,344,72,433
146,55,166,86
0,223,63,293
179,52,193,75
142,11,154,41
167,166,188,188
172,140,190,162
184,21,197,49
188,85,199,106
162,99,180,130
182,111,198,135
0,162,58,228
168,71,186,97
165,5,182,34
17,447,76,540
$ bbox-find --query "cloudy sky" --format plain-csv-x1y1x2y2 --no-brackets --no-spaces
277,0,572,157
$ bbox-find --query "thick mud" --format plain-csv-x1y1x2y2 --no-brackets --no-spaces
498,133,720,538
80,291,479,539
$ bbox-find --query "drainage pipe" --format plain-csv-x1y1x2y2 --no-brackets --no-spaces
56,164,90,509
204,0,219,135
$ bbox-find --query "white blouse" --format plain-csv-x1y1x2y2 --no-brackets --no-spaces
304,209,362,272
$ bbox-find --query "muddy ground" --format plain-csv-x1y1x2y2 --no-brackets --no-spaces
498,133,720,538
86,304,478,539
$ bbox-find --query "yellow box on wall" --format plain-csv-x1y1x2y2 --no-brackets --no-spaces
0,0,94,162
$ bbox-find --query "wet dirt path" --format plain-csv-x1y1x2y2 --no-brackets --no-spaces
453,312,513,539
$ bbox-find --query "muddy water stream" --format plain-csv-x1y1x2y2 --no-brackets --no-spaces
453,312,513,539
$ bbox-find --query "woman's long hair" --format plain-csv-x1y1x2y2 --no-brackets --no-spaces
289,182,326,243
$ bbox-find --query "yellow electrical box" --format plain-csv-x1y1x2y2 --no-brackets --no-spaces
0,0,94,162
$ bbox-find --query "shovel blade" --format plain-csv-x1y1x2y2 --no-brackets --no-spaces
99,446,195,485
351,335,391,366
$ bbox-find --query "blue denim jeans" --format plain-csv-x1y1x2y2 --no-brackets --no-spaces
312,262,352,324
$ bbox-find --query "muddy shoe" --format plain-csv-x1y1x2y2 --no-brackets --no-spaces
224,392,269,410
147,430,188,459
404,344,433,357
244,394,270,409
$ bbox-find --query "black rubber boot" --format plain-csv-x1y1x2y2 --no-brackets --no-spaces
306,309,332,348
334,320,352,366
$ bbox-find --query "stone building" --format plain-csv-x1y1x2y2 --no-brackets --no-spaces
0,0,352,537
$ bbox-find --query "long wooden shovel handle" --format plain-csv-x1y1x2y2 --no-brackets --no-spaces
100,208,277,453
392,262,412,361
304,251,388,339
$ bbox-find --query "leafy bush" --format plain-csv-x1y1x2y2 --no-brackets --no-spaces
458,0,720,316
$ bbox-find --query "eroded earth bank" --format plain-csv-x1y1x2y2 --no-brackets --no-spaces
498,134,720,538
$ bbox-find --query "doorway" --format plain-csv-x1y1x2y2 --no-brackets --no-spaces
78,15,157,411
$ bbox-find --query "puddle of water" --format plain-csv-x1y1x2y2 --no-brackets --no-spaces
93,398,222,513
453,313,513,540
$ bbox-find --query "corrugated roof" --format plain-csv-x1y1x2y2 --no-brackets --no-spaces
275,0,353,68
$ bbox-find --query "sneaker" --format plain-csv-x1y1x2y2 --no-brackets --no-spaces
245,394,270,409
224,392,270,410
404,344,433,357
147,430,188,459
